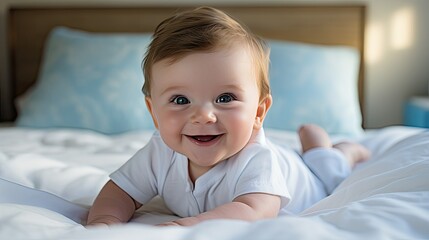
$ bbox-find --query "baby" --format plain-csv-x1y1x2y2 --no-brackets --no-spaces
87,6,369,227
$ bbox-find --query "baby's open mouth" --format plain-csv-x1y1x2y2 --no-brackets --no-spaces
186,134,223,144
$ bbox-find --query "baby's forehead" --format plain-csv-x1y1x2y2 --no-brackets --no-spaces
157,42,253,68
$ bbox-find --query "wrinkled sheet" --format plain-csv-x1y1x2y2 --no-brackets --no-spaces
0,126,428,240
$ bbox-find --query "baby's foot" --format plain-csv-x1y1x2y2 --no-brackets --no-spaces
299,124,332,153
333,142,371,167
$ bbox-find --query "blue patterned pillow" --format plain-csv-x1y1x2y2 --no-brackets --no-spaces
264,40,363,136
16,27,155,134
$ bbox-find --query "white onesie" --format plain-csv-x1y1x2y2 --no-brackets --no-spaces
110,129,350,216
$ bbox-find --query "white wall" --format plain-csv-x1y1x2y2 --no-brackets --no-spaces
1,0,428,129
364,0,429,128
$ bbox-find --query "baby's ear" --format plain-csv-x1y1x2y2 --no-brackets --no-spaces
254,95,272,130
145,97,159,129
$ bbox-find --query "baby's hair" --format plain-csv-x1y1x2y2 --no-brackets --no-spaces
142,6,270,102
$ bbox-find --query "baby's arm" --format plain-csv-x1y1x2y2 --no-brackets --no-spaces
87,180,142,226
159,193,280,226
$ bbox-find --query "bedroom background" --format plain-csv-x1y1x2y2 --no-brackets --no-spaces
0,0,428,129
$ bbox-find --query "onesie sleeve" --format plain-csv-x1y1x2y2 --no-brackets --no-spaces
109,132,170,205
232,145,291,209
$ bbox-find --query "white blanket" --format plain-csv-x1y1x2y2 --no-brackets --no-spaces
0,126,428,239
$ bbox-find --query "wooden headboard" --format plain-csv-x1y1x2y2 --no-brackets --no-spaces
6,5,366,124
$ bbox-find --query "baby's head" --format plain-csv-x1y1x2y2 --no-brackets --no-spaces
142,6,270,103
142,7,273,174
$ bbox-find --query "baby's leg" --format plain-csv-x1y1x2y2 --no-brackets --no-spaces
299,124,371,168
298,124,332,153
299,124,347,194
333,142,370,167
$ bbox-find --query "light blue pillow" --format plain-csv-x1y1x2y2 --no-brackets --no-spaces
16,27,155,134
265,40,363,136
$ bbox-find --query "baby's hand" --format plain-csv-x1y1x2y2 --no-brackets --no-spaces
157,217,199,226
85,222,110,229
156,221,181,227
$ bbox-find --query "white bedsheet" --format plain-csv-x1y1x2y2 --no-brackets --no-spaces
0,126,428,239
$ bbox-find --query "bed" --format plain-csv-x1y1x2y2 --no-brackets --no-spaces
1,5,429,240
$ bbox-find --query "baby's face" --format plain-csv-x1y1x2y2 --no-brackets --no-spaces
146,45,263,176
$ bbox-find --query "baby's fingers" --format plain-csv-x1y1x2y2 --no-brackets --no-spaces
156,221,180,227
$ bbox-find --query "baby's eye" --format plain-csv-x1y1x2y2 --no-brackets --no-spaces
216,93,236,103
171,95,190,105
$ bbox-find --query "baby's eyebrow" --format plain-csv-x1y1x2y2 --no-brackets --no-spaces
160,86,187,96
159,83,245,96
220,84,246,93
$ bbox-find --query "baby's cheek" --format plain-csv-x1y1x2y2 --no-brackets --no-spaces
227,111,255,133
156,112,183,148
159,111,181,125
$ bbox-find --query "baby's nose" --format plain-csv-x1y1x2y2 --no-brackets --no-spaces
191,105,217,124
